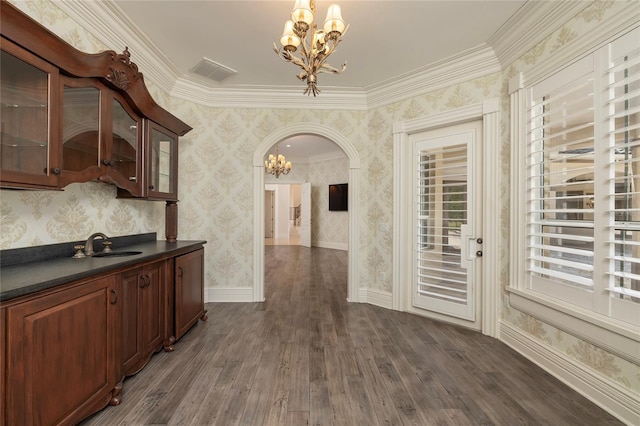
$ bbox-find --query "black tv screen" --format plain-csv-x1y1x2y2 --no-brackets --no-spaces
329,183,348,211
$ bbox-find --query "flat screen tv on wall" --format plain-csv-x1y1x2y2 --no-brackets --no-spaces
329,183,348,211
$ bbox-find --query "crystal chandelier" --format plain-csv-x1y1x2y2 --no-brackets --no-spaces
273,0,348,96
265,145,292,178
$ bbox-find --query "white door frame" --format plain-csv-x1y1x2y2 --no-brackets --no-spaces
393,100,501,337
300,182,312,248
253,123,360,303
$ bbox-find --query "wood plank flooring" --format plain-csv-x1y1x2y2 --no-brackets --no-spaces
81,246,622,425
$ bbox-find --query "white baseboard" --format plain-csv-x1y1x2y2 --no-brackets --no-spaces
358,288,393,309
205,287,253,303
500,321,640,425
313,241,348,251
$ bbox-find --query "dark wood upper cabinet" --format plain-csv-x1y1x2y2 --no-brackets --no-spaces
0,37,60,189
0,0,191,196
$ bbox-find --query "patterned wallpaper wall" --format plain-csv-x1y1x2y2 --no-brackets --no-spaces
309,156,349,248
497,1,640,396
2,0,637,399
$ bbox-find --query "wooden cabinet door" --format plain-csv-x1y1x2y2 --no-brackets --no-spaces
0,37,60,189
120,268,142,375
175,249,205,341
106,92,143,196
141,261,165,354
121,261,165,376
145,120,178,200
0,308,6,426
58,76,106,187
5,275,118,426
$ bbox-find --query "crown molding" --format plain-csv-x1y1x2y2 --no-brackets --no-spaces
170,78,369,110
488,0,593,68
520,3,640,88
366,44,501,109
54,0,179,95
51,0,499,110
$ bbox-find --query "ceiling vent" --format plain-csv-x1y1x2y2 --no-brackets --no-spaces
190,57,237,82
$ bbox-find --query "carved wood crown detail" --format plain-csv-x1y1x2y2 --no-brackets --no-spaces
106,47,141,90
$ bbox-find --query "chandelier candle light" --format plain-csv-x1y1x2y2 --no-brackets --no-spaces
265,145,292,178
274,0,348,96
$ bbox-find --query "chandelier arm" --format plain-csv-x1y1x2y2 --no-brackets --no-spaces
317,62,347,75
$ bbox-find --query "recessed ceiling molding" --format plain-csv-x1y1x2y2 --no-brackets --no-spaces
366,44,501,109
50,0,617,112
170,78,369,110
488,0,593,68
55,0,180,95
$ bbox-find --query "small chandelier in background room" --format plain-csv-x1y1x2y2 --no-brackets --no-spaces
265,145,292,178
273,0,348,96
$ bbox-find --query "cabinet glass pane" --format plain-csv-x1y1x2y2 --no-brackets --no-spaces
0,50,49,175
62,86,100,171
112,99,138,182
151,128,175,194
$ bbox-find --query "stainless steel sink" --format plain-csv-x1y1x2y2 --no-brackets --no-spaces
92,250,142,258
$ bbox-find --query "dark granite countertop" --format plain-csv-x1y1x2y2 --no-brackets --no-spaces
0,233,206,302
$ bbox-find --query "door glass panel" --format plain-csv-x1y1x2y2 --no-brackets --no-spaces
416,144,468,304
150,128,175,194
62,86,100,171
112,98,138,182
0,50,49,175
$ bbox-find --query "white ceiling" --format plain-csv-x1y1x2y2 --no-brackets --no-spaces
111,0,530,158
113,0,527,92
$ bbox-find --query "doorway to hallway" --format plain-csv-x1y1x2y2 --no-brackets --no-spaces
264,183,304,246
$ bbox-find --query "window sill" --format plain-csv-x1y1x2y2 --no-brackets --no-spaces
506,287,640,365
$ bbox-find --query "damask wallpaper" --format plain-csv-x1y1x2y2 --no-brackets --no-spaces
1,0,638,405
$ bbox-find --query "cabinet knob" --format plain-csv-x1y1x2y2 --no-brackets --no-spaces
177,267,183,278
110,289,118,304
139,276,146,288
53,167,61,175
149,185,155,190
102,159,115,167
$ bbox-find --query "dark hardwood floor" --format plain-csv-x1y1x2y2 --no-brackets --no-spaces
82,246,622,425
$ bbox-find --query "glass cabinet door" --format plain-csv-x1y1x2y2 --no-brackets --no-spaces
109,94,142,196
147,121,178,200
0,39,59,187
60,78,102,183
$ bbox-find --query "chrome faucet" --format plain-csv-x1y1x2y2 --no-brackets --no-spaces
85,232,110,256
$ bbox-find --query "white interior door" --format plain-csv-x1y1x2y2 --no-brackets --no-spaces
300,182,311,247
265,190,274,238
411,120,482,325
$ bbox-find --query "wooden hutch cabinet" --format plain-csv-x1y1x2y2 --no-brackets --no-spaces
0,0,191,203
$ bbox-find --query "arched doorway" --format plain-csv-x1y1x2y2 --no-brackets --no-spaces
253,123,360,302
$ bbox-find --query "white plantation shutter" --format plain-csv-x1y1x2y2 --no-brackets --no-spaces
526,56,596,306
416,144,468,304
605,30,640,320
517,27,640,325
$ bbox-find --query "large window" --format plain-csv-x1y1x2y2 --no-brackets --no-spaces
515,28,640,327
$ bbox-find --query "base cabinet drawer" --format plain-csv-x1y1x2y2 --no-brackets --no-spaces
4,276,120,426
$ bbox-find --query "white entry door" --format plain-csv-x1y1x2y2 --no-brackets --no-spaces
300,182,312,247
410,120,482,325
